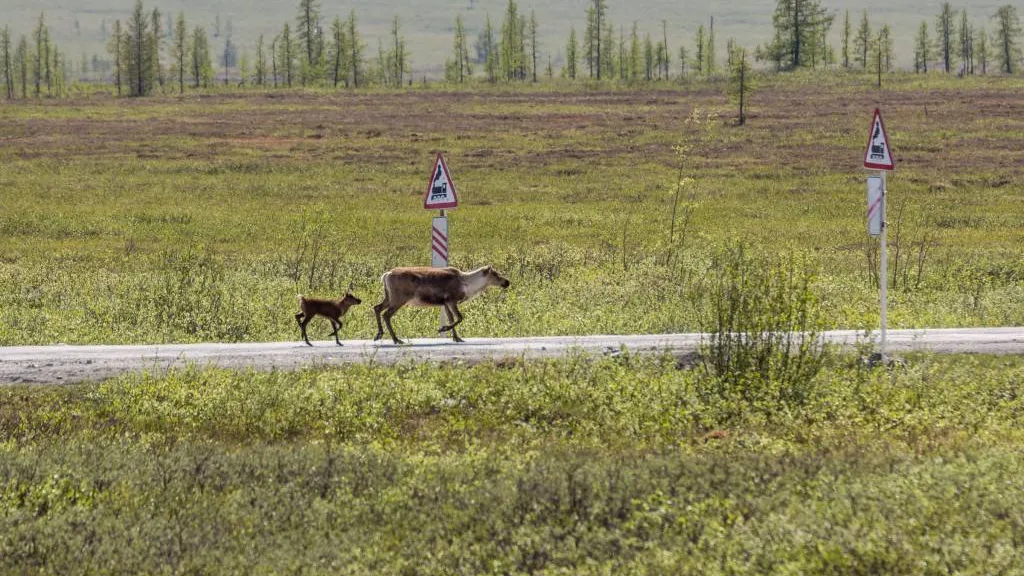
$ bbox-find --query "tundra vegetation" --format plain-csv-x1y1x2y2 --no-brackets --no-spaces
0,60,1023,572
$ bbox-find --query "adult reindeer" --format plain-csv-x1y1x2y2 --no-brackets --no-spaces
373,266,510,344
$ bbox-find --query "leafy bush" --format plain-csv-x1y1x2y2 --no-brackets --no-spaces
697,244,828,415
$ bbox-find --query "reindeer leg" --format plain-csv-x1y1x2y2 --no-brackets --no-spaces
329,318,343,346
382,306,404,345
298,315,314,347
373,301,387,341
446,302,465,343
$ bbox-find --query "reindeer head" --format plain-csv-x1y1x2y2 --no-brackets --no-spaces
484,266,511,289
342,281,362,306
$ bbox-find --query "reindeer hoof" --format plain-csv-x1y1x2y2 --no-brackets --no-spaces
305,342,313,347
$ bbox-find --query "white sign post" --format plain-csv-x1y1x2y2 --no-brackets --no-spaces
424,154,459,331
863,109,895,362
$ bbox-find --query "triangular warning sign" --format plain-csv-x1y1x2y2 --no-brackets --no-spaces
863,108,895,170
424,154,459,209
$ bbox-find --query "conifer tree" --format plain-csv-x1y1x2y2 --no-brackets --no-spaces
348,11,364,87
959,10,973,74
447,15,472,83
975,26,989,73
171,14,188,92
483,15,498,82
841,10,851,68
296,0,321,84
191,25,212,88
255,33,267,86
728,45,753,125
107,19,123,95
500,0,523,81
694,25,705,75
854,10,870,68
992,5,1021,74
328,16,347,87
915,21,931,73
935,2,956,73
1,27,12,99
277,22,294,87
629,22,641,80
528,11,538,82
565,26,578,79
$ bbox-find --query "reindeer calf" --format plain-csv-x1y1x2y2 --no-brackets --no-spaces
295,291,362,346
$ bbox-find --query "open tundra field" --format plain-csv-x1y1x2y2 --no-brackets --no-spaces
1,74,1024,571
0,74,1022,346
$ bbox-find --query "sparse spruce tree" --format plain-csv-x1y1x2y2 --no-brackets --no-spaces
277,23,294,87
124,0,152,96
483,15,498,82
33,13,49,97
706,18,716,75
348,11,364,88
255,34,267,86
107,19,123,95
629,22,641,80
915,21,931,73
171,13,188,92
565,26,578,79
841,10,851,68
15,35,29,98
767,0,832,69
191,25,212,88
602,20,615,79
879,24,893,71
728,45,753,125
644,33,653,80
296,0,321,85
446,15,471,83
958,10,971,74
936,2,957,73
591,0,608,79
151,8,165,89
528,11,538,82
500,0,523,81
661,20,670,79
975,26,989,73
328,16,347,87
270,35,278,87
678,45,687,77
854,10,870,68
1,27,12,99
694,25,705,75
388,16,407,87
992,5,1021,74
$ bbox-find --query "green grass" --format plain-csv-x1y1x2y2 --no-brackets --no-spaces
1,73,1023,571
3,353,1024,573
1,73,1022,345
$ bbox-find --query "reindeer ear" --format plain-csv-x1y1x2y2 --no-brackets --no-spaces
348,280,355,292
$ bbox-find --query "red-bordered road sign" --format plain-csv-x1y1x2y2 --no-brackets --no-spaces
424,153,459,209
863,108,895,171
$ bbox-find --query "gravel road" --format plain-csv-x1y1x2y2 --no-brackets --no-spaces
2,328,1023,385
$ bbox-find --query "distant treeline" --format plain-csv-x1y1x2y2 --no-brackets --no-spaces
0,0,1020,98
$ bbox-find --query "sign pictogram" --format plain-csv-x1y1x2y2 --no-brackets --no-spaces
863,108,895,170
424,154,459,209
